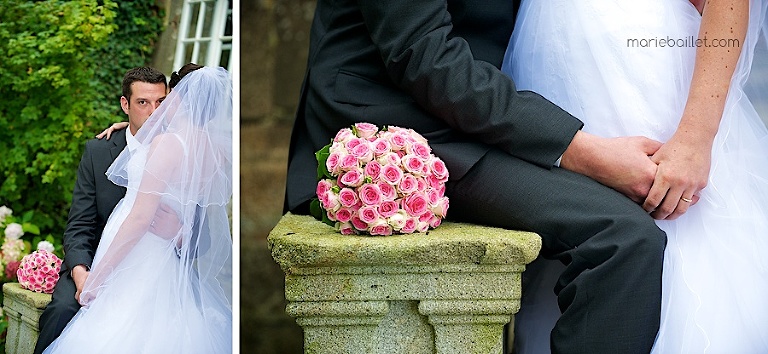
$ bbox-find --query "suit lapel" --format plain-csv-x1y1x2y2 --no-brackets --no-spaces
109,130,128,162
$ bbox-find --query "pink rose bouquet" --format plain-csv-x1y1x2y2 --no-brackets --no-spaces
313,122,450,235
16,249,62,294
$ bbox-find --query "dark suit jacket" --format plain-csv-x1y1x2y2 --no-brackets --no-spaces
285,0,584,211
62,129,127,274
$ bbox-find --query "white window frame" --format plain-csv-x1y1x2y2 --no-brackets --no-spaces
174,0,233,73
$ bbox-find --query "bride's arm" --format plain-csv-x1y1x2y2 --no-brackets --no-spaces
643,0,748,219
79,134,182,304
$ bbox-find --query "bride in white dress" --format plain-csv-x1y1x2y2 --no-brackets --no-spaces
44,66,233,354
503,0,768,353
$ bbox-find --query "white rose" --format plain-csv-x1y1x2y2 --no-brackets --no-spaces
0,206,12,224
4,223,24,240
37,240,55,253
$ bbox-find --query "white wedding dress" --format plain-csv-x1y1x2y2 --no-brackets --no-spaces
44,143,230,354
503,1,768,353
44,67,233,354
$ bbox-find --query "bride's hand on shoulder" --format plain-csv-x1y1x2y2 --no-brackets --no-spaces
96,121,129,140
643,131,709,220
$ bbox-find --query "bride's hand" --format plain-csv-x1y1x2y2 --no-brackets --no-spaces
72,265,90,305
96,121,129,140
150,203,182,240
643,132,709,220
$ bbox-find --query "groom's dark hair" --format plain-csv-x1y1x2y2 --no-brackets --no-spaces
121,67,167,102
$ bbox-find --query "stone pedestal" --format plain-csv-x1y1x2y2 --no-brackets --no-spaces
3,283,51,354
268,213,541,354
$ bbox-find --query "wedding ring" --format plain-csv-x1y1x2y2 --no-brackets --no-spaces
680,197,693,203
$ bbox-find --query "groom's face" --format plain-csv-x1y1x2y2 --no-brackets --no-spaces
121,81,167,135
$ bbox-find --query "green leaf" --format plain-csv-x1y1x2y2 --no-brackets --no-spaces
315,143,332,180
21,210,33,223
22,222,40,235
309,198,334,227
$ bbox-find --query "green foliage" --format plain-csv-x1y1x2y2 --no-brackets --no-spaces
0,0,164,237
0,0,118,232
92,1,165,118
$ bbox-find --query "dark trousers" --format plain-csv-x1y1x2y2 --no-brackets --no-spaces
446,149,666,354
35,271,80,354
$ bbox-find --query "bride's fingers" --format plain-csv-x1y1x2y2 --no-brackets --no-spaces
663,192,697,220
650,186,689,220
642,180,669,213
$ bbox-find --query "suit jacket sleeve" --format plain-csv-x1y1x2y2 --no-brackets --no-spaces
358,0,584,167
62,141,100,272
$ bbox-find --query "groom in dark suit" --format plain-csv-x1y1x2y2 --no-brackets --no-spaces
285,0,667,353
34,67,168,354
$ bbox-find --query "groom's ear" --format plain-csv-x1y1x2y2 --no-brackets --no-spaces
120,96,130,114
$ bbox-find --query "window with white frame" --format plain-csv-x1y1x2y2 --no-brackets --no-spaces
174,0,233,73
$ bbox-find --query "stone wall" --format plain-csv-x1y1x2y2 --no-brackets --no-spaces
240,0,315,353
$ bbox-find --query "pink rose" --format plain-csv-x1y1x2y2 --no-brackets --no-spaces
335,208,353,223
377,152,401,167
417,221,430,233
326,152,341,175
354,122,379,139
334,128,355,144
340,169,365,187
378,200,399,218
316,179,333,198
431,196,449,217
339,222,356,235
345,137,366,150
389,133,408,150
425,188,438,205
339,154,359,172
358,205,380,224
322,192,341,212
364,160,382,180
368,220,393,236
359,184,383,205
419,210,434,223
429,158,449,181
416,177,428,191
429,215,443,229
381,164,404,185
426,175,443,191
397,174,418,195
338,188,358,207
326,209,337,222
387,211,407,230
372,138,391,156
351,216,368,231
403,193,428,217
407,142,431,160
401,218,418,233
378,182,397,201
350,141,374,162
402,155,425,176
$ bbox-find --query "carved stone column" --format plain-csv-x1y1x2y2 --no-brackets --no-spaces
268,213,541,354
3,283,51,354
